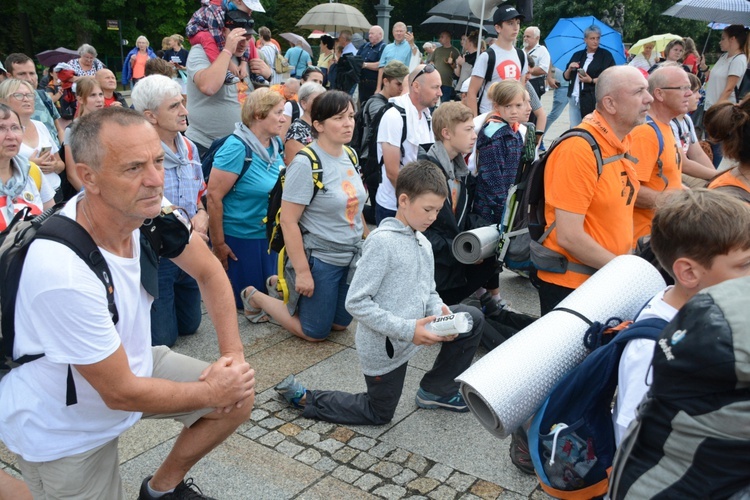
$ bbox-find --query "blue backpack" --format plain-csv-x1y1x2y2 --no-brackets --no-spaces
528,316,667,499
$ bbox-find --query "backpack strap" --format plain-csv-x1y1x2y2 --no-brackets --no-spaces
478,48,497,105
645,116,668,189
37,89,56,118
32,215,119,406
230,134,255,189
28,162,43,191
377,104,408,168
612,318,668,345
342,145,358,170
297,146,325,203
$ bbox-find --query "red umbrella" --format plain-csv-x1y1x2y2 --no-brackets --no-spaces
36,47,79,68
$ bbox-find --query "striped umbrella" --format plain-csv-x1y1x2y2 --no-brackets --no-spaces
662,0,750,25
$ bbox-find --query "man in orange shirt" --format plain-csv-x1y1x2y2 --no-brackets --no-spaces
535,66,652,316
630,65,717,244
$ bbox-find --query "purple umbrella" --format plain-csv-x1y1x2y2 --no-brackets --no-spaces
36,47,79,68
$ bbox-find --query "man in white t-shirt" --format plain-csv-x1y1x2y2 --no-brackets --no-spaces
467,5,528,116
523,27,550,99
0,107,255,499
374,64,441,223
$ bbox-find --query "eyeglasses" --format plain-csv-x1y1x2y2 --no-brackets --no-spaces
0,124,24,135
9,93,34,102
412,64,435,84
659,86,692,93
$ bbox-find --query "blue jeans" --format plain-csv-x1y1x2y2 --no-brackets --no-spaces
375,203,397,225
543,86,569,143
568,95,582,128
440,85,454,103
298,256,353,339
150,259,202,347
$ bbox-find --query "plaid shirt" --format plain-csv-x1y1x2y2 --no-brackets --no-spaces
162,134,206,219
186,3,251,61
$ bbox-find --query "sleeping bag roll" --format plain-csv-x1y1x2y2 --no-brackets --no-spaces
456,255,666,438
452,226,500,265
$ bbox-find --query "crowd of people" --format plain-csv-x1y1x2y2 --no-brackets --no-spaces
0,0,749,496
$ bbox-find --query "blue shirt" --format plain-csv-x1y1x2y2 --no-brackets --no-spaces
284,46,312,78
379,40,413,68
213,135,284,239
358,41,385,80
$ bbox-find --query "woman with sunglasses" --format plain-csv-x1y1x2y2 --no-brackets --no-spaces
0,103,55,231
241,90,366,341
0,79,65,201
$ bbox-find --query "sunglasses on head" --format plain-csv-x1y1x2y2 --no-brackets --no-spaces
412,64,435,84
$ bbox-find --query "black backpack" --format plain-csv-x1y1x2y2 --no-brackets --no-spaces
500,129,636,275
351,93,388,158
201,134,283,184
287,100,301,122
0,204,190,406
363,102,408,186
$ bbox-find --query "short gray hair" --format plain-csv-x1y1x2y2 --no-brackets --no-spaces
527,26,540,38
584,26,602,39
78,44,97,57
70,107,148,170
131,75,182,112
298,82,326,104
136,35,150,47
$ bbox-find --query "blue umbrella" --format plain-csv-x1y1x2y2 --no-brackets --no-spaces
544,16,626,68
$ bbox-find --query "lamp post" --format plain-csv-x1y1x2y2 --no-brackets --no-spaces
375,0,394,39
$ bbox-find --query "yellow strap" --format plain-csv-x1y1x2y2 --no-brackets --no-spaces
276,247,290,304
29,162,42,191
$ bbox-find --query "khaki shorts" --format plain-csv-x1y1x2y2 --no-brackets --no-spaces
17,346,213,499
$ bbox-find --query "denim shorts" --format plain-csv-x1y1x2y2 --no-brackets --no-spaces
297,256,352,339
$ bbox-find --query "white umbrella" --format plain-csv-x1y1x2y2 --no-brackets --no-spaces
280,33,313,56
662,0,750,26
296,3,371,33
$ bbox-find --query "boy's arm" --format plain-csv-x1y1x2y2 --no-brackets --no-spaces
345,235,418,342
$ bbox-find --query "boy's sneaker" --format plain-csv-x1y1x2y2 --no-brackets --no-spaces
509,429,535,475
275,374,307,408
224,71,240,85
138,476,215,499
415,387,469,412
250,73,270,87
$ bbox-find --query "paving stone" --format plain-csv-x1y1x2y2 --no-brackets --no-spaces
257,416,285,430
278,422,303,437
295,430,321,445
407,477,440,494
332,446,359,463
275,440,304,458
372,484,408,499
351,452,378,470
405,454,430,474
314,438,346,454
354,473,383,492
404,496,429,500
426,463,453,482
447,472,476,492
258,431,285,447
393,468,418,485
498,491,531,499
295,448,322,465
370,460,403,479
528,489,553,500
309,422,336,434
370,442,397,458
261,400,286,412
458,494,482,500
312,456,338,473
240,425,268,440
330,426,355,443
277,409,301,422
332,465,364,484
428,485,458,500
387,448,411,464
292,417,316,429
470,480,504,500
250,409,270,421
349,436,378,451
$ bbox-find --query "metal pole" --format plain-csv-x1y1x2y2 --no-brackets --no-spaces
118,20,125,79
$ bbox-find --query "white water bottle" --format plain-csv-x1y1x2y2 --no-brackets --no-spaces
424,312,473,336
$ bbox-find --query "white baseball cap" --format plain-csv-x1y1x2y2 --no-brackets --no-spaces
241,0,265,13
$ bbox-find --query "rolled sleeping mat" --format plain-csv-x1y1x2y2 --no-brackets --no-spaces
452,225,500,265
456,255,666,438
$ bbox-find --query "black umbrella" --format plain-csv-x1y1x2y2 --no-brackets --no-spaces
427,0,483,23
421,16,497,38
36,47,79,68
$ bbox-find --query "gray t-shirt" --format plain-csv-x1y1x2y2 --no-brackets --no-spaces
283,142,366,267
186,45,248,149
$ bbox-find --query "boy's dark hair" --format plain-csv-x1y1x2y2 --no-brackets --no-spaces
5,53,33,74
309,90,353,138
144,58,175,78
651,188,750,277
395,160,449,200
320,35,335,50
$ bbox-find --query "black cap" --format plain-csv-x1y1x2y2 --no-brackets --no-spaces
493,4,524,24
224,10,257,35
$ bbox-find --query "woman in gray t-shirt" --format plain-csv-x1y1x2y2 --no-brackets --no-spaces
242,91,367,341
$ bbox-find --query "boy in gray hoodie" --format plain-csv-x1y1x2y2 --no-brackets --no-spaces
275,161,484,425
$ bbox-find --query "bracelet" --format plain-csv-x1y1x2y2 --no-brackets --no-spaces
221,49,233,57
535,130,544,136
197,207,207,212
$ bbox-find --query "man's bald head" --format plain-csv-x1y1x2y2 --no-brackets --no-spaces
595,66,648,106
648,64,687,95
